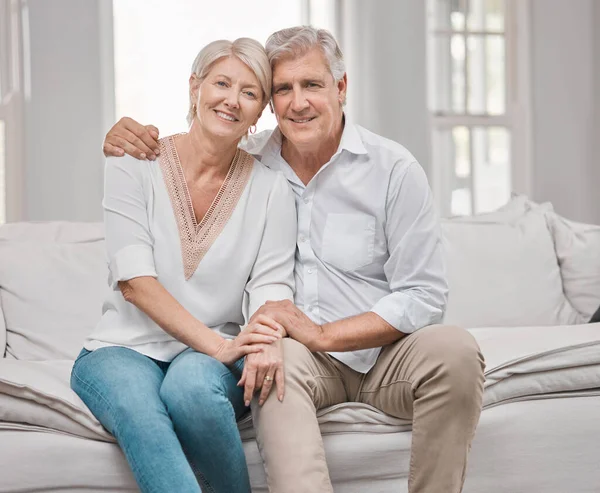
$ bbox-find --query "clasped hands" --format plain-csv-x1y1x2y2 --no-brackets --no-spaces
236,300,325,407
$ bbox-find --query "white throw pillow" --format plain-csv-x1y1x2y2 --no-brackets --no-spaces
0,298,6,357
442,206,584,328
0,224,109,360
548,215,600,320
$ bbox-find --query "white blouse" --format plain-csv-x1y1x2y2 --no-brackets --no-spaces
85,135,297,362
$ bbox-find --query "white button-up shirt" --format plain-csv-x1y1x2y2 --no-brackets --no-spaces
243,122,448,373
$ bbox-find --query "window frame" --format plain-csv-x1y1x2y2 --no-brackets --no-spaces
426,0,533,217
0,0,27,223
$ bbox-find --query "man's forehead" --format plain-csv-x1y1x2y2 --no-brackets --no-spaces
272,48,330,81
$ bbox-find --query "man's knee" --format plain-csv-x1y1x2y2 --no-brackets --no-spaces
417,325,485,390
281,338,314,376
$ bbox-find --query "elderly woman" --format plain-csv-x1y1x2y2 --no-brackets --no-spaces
70,38,296,493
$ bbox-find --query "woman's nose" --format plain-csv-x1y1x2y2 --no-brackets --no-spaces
224,90,240,109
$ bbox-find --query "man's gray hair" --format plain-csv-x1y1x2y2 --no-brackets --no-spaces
265,26,345,81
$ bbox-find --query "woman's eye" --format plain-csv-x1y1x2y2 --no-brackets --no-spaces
216,81,228,87
244,91,256,98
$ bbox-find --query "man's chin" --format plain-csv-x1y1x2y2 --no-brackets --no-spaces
281,125,316,143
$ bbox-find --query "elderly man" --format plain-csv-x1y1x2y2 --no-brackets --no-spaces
103,26,485,493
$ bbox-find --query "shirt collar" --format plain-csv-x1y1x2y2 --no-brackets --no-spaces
244,116,368,170
336,118,368,157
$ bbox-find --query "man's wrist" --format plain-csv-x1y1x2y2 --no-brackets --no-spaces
308,324,327,352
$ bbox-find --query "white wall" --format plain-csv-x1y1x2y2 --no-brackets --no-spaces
530,0,598,223
18,0,599,223
23,0,111,221
340,0,431,175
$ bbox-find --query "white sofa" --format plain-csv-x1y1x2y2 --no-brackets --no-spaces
1,196,599,493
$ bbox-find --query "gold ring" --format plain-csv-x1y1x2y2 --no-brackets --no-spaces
264,375,273,382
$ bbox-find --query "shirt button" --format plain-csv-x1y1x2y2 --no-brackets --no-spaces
308,268,315,274
308,305,315,312
299,236,306,243
303,197,310,204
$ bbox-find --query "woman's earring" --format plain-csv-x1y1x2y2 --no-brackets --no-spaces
249,125,257,135
192,103,197,113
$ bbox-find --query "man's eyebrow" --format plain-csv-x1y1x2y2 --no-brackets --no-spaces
273,77,326,89
273,81,292,90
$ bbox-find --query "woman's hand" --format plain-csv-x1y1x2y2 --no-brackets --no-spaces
211,315,284,366
238,340,284,406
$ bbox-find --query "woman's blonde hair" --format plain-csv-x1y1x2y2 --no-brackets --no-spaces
187,38,271,126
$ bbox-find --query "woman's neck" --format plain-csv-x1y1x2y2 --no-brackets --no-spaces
175,122,240,182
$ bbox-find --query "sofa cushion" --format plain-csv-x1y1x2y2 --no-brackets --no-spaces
441,206,583,328
0,298,6,357
0,222,109,360
547,215,600,320
461,194,600,321
0,221,104,243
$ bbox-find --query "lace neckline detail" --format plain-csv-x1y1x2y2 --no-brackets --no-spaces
159,135,254,279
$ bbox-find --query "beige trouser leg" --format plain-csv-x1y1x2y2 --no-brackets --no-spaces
252,325,485,493
251,338,343,493
358,325,485,493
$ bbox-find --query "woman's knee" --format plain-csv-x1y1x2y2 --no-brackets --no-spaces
160,353,231,418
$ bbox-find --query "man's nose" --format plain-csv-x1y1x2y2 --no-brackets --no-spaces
290,89,309,112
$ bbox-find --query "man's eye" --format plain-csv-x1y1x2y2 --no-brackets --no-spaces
275,88,289,95
216,81,228,87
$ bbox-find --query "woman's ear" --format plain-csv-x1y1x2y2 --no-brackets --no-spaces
189,74,201,101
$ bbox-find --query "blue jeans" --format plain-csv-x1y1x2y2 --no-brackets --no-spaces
70,346,250,493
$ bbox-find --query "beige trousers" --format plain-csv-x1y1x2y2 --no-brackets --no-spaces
251,325,485,493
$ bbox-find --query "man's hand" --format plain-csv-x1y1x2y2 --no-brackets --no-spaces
238,340,284,406
251,300,325,352
103,117,161,160
212,315,283,366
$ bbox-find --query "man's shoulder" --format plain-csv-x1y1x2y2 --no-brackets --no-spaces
354,124,418,166
240,128,276,157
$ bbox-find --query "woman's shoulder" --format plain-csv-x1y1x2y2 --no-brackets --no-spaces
241,150,287,187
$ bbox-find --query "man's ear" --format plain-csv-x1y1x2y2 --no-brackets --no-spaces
337,73,348,105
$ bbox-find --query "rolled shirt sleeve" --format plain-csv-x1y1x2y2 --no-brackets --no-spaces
103,156,157,290
370,161,448,333
245,173,297,321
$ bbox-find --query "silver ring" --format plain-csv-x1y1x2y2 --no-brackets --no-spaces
264,375,273,382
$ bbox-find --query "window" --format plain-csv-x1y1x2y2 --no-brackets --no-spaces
0,0,27,224
113,0,307,136
426,0,531,216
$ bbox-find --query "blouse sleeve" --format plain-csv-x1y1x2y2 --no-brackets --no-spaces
245,172,297,321
103,156,157,290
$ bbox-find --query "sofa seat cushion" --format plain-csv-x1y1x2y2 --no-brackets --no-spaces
473,323,600,407
2,324,600,442
441,205,584,328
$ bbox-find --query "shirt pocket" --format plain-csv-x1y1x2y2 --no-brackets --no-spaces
321,213,376,272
